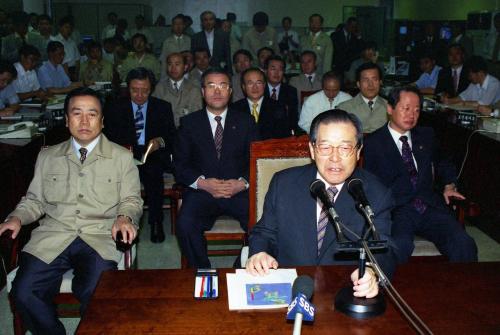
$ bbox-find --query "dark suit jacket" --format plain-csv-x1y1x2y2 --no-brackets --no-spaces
103,96,176,167
330,29,363,72
191,29,232,73
231,97,290,140
174,107,258,185
363,125,457,210
249,164,396,278
264,83,299,133
435,66,470,98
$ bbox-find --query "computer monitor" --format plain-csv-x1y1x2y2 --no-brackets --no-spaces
399,26,408,35
439,27,452,41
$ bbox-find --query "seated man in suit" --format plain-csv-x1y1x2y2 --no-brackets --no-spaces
104,67,176,243
363,86,477,264
37,41,83,94
231,49,253,102
443,56,500,109
153,52,203,127
337,62,388,133
0,60,21,117
231,67,290,139
189,47,211,87
191,10,232,73
413,52,442,95
0,87,143,335
246,109,396,298
289,51,323,108
299,71,352,133
264,55,299,134
174,68,258,268
435,44,470,99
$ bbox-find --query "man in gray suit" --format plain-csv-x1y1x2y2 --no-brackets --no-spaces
154,52,203,127
289,50,323,110
337,62,388,133
159,14,192,81
242,12,279,59
0,87,143,335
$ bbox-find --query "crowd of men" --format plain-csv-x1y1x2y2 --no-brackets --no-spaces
0,8,492,334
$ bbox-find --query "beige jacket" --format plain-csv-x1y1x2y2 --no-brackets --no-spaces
9,135,143,264
337,93,388,133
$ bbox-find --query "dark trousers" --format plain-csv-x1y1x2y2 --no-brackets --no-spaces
392,204,478,264
176,189,248,268
11,237,117,335
139,160,164,226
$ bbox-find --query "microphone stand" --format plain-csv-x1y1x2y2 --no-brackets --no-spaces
333,204,387,319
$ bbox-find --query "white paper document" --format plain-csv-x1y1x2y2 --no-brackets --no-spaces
226,268,297,310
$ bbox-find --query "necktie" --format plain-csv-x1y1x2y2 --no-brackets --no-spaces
400,136,426,213
176,36,182,48
134,105,144,141
251,103,259,122
173,81,179,92
329,98,334,109
79,147,88,164
271,88,277,100
368,100,374,112
308,75,313,87
452,69,459,94
214,116,223,159
317,186,338,255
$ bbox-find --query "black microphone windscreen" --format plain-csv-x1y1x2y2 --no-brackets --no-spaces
347,178,363,194
292,275,314,300
310,179,326,196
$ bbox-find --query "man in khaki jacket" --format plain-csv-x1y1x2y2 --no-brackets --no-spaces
0,87,143,335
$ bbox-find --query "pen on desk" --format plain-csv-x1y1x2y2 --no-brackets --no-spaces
208,275,212,298
358,248,366,280
200,276,205,298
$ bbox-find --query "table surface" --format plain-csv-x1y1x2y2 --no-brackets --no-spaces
76,262,500,335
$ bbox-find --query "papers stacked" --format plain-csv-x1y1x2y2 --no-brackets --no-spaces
226,269,297,310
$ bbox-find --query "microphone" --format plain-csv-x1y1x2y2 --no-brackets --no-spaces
347,178,379,239
309,179,347,242
286,275,315,335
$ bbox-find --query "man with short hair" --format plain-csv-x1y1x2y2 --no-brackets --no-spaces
37,41,83,94
31,14,53,61
232,67,289,139
443,55,500,108
159,14,191,80
299,71,352,133
79,41,114,84
130,14,154,49
51,16,80,81
119,33,161,81
264,55,298,134
256,47,275,71
101,12,118,40
277,16,300,55
331,16,362,75
189,47,211,87
153,52,203,127
246,109,397,293
289,51,323,112
413,52,442,95
435,44,470,98
242,12,279,59
231,49,253,102
338,62,388,133
1,87,143,335
1,11,40,63
13,44,48,102
0,60,21,116
191,11,232,72
364,86,477,265
104,68,176,243
301,14,333,75
345,41,384,84
174,68,258,268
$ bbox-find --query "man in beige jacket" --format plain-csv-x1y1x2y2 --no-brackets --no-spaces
0,87,143,335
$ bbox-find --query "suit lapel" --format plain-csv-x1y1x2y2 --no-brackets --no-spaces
410,128,427,187
200,110,219,160
382,125,408,172
220,109,238,160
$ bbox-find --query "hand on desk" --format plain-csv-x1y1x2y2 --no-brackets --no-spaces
112,216,137,244
443,184,465,205
351,267,379,298
477,105,493,116
0,216,22,239
0,105,20,116
245,252,279,276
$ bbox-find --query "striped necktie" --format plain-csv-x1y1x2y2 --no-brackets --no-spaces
79,147,87,164
214,116,223,159
400,136,427,214
317,186,338,255
134,104,144,140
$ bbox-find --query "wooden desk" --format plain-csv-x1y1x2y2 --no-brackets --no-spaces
77,263,500,334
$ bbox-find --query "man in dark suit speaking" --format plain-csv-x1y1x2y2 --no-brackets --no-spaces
246,109,396,298
363,86,477,264
174,68,258,268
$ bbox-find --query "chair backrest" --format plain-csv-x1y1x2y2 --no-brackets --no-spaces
248,135,312,231
300,90,320,106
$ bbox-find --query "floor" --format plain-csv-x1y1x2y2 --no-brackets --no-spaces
0,212,499,335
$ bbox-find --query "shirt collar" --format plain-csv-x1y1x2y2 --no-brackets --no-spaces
14,62,27,76
132,100,148,111
388,122,411,144
71,134,101,157
170,78,184,88
361,95,378,105
206,108,228,120
268,82,281,91
247,96,264,110
479,74,491,90
315,171,345,199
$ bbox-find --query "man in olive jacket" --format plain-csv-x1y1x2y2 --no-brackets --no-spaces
0,87,143,335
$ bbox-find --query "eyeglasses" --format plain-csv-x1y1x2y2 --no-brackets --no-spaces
313,143,359,158
205,82,231,91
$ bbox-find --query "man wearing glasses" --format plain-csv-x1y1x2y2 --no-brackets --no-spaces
246,109,396,298
174,68,258,268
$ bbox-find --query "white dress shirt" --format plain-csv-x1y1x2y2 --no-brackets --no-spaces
459,74,500,105
387,123,418,170
205,30,214,56
72,135,100,159
13,62,41,93
299,90,352,132
315,172,344,224
51,33,80,67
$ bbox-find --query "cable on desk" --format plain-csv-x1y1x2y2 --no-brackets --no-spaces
457,129,489,181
